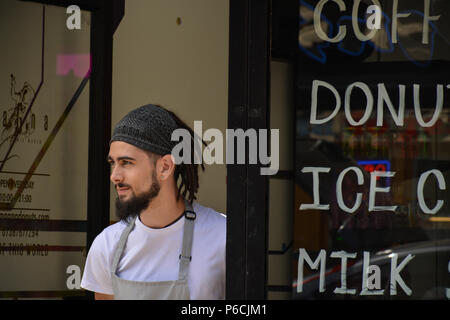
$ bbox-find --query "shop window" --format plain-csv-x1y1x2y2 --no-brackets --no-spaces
270,0,450,300
0,0,100,299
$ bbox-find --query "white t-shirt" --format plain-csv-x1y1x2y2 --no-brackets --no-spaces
81,202,226,299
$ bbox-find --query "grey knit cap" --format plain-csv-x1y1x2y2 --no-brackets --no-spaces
110,104,178,155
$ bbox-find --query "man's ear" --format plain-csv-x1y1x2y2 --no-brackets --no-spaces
158,154,176,181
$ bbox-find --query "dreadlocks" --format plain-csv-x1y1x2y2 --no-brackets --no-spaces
165,109,207,205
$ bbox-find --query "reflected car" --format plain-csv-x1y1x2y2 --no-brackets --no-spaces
293,239,450,300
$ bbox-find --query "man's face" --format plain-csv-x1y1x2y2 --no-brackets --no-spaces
108,141,160,219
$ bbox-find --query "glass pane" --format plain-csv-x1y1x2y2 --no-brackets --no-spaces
0,0,90,299
291,0,450,300
298,0,450,66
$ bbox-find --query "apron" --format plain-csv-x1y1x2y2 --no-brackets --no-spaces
111,200,196,300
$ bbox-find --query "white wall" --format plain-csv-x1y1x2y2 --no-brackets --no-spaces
111,0,229,217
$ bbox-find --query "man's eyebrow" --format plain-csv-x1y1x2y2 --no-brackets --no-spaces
107,156,136,162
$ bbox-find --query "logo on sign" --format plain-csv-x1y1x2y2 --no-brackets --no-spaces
357,160,391,183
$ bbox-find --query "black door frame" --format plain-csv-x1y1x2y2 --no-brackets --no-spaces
28,0,272,300
227,0,271,299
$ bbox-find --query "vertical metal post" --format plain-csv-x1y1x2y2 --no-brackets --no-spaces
227,0,270,299
87,0,125,249
86,5,113,249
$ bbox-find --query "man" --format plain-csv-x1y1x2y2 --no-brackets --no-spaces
81,104,226,300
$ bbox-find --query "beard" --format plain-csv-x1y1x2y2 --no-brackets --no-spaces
115,177,160,222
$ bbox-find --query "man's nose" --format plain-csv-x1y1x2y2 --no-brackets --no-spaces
110,166,123,184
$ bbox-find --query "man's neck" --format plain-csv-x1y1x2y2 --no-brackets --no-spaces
139,193,185,229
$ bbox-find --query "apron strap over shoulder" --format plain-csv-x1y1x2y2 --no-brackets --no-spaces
111,217,136,273
178,200,196,280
